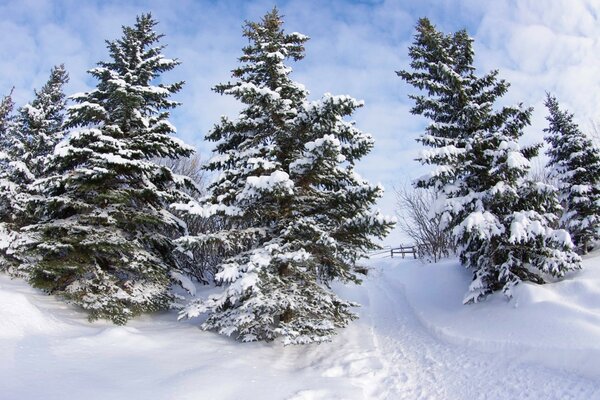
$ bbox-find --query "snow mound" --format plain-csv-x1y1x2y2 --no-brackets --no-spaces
378,251,600,381
0,282,63,339
2,255,600,399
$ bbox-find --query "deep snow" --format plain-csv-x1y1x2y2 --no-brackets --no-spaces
1,253,600,399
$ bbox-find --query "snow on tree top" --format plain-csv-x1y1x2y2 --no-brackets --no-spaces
290,32,310,40
506,151,530,169
240,171,294,199
454,211,504,239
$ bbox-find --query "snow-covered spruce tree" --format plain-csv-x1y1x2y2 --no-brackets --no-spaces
24,14,197,324
176,8,393,344
0,66,69,274
14,65,69,183
398,18,579,303
0,89,16,223
0,90,14,135
545,95,600,254
0,89,19,270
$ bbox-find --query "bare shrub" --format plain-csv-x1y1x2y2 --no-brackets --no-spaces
395,185,454,262
528,156,556,186
590,120,600,149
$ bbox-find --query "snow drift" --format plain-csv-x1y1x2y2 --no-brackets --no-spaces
1,252,599,399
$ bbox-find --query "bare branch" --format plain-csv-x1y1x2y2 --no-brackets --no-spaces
528,156,556,186
590,119,600,149
394,185,455,262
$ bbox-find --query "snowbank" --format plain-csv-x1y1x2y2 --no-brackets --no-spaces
0,275,368,400
1,252,599,399
379,251,600,381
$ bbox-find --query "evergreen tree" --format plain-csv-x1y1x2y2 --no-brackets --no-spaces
177,8,393,344
0,66,69,274
399,18,579,303
24,14,197,324
0,90,14,135
14,65,69,183
0,89,18,270
0,89,16,221
397,18,475,194
545,94,600,254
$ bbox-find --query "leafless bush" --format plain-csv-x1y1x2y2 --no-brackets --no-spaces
155,153,206,195
395,185,454,263
528,157,556,186
590,120,600,149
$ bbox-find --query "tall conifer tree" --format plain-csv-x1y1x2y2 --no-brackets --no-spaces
25,14,197,324
177,9,392,344
0,90,14,136
14,65,69,183
0,90,18,270
0,90,16,222
0,66,69,274
545,95,600,254
0,90,15,217
399,18,579,302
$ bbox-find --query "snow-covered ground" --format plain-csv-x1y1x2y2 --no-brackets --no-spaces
1,252,600,399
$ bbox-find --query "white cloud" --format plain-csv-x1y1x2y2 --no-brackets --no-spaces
474,0,600,131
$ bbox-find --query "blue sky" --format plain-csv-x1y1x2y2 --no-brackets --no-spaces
2,0,599,244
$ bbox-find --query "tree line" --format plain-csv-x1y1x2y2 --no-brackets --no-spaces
0,10,598,343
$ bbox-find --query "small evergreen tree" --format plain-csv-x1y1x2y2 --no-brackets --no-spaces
177,8,393,344
545,95,600,254
24,14,197,324
399,18,580,302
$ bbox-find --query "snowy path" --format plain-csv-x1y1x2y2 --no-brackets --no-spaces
1,259,600,399
282,261,600,399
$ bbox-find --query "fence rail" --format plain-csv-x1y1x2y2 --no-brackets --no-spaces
367,245,420,259
390,245,418,259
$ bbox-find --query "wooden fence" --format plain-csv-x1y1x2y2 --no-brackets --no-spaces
390,245,418,259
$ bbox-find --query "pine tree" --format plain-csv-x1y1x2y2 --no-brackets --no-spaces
397,18,475,195
545,95,600,254
0,90,14,135
176,8,393,344
0,66,69,274
399,18,580,303
0,89,16,222
14,65,69,183
0,89,19,270
24,14,197,324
